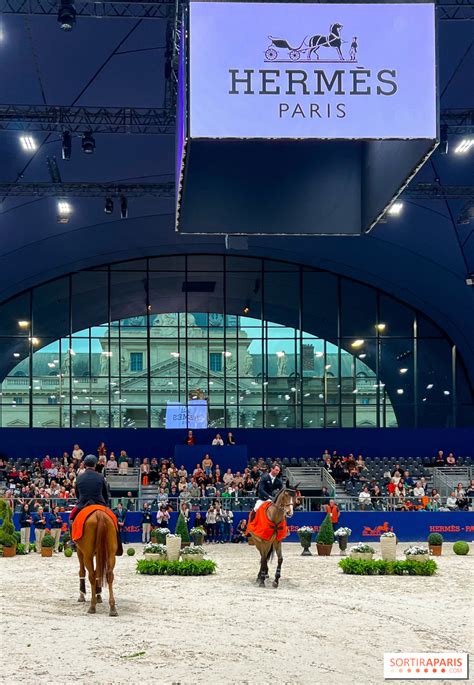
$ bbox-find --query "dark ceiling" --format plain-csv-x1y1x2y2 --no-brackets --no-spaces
0,5,473,384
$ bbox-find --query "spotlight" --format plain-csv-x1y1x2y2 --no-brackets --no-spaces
388,201,403,216
81,131,95,154
19,135,37,152
104,197,114,215
466,274,474,286
58,0,76,31
61,130,72,160
439,124,448,155
375,323,386,332
454,138,473,155
243,302,250,315
57,199,72,224
351,339,365,348
120,196,128,219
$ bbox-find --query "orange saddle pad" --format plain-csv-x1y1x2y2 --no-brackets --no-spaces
71,505,118,542
245,502,288,542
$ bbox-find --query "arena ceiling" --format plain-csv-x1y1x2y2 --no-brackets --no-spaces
0,2,473,384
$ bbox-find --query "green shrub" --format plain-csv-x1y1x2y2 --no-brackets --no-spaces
428,533,443,546
64,548,73,558
127,548,136,556
175,513,190,544
316,514,334,545
0,501,17,548
453,541,469,555
29,542,36,552
136,558,216,576
153,528,169,544
41,534,55,548
62,533,71,544
339,558,437,576
16,543,27,555
14,531,21,544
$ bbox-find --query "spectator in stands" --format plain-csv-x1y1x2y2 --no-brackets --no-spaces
33,506,47,551
140,458,150,485
119,459,129,476
149,458,159,485
185,430,195,446
124,491,136,511
141,503,152,543
223,468,234,486
355,455,365,470
212,433,224,446
106,453,118,470
466,480,474,506
19,503,33,553
326,499,339,527
72,444,84,461
202,454,213,477
446,452,457,466
96,455,107,474
319,486,330,511
446,491,458,511
226,432,236,445
157,504,170,528
358,486,371,510
456,483,469,510
403,470,414,488
50,505,63,552
419,477,429,494
434,450,445,466
413,481,425,498
206,504,217,543
322,449,331,461
115,502,127,543
391,471,402,487
429,489,441,511
232,518,247,543
97,442,107,457
370,484,383,510
332,459,345,483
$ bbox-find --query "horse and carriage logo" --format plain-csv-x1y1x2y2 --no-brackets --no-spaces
264,23,358,63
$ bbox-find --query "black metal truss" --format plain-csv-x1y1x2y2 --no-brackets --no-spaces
1,181,472,201
0,0,472,20
0,181,174,197
0,105,176,134
1,105,473,136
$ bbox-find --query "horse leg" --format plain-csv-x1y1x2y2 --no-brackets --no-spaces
272,541,283,588
257,544,267,587
77,548,86,603
108,540,118,616
85,558,97,614
96,584,103,603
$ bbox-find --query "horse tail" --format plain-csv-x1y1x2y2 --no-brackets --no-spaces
266,544,275,564
95,511,112,588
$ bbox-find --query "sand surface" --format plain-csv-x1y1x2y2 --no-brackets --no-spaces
0,542,472,685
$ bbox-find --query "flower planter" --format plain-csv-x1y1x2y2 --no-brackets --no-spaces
192,534,205,546
429,545,442,557
2,546,16,558
166,536,181,561
337,536,348,556
350,552,374,561
316,544,333,556
405,554,429,562
144,553,166,561
41,547,53,557
181,541,191,549
380,536,397,561
298,533,313,556
183,553,204,562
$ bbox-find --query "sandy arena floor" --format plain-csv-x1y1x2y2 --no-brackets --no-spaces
0,542,472,685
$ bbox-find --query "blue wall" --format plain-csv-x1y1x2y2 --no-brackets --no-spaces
1,427,473,461
13,510,474,543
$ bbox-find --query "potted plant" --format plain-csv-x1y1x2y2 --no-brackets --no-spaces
428,533,443,556
316,514,335,556
350,543,375,560
334,527,352,556
154,528,170,545
190,526,206,546
143,543,167,561
0,500,17,557
40,534,55,557
380,531,397,561
175,513,191,548
61,532,72,550
297,526,314,556
181,545,205,562
404,546,429,562
166,534,182,561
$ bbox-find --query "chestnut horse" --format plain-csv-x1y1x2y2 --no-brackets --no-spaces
76,510,118,616
248,487,297,588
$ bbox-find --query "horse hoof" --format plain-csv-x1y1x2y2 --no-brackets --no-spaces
78,595,85,603
96,595,103,603
272,581,279,588
87,606,96,614
109,607,118,617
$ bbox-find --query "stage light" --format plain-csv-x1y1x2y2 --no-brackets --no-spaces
120,195,128,219
359,353,367,359
13,353,20,358
399,368,408,374
439,124,448,155
19,135,37,152
443,390,451,396
82,131,95,154
426,383,434,390
17,320,29,328
61,131,72,160
58,0,76,31
170,352,180,358
243,303,250,315
375,323,386,332
57,199,72,224
351,339,365,348
388,201,403,216
104,197,114,214
454,138,474,155
396,388,404,394
29,337,39,345
315,351,324,358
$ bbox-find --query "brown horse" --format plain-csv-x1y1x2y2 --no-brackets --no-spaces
76,510,118,616
248,487,297,588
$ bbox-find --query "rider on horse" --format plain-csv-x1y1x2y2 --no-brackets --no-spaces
70,454,123,555
248,462,283,524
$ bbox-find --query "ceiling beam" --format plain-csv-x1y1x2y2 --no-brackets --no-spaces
0,0,175,19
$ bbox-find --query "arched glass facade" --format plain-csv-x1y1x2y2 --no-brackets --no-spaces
0,255,472,428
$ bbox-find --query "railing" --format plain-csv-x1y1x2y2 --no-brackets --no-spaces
433,467,473,498
5,493,472,514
